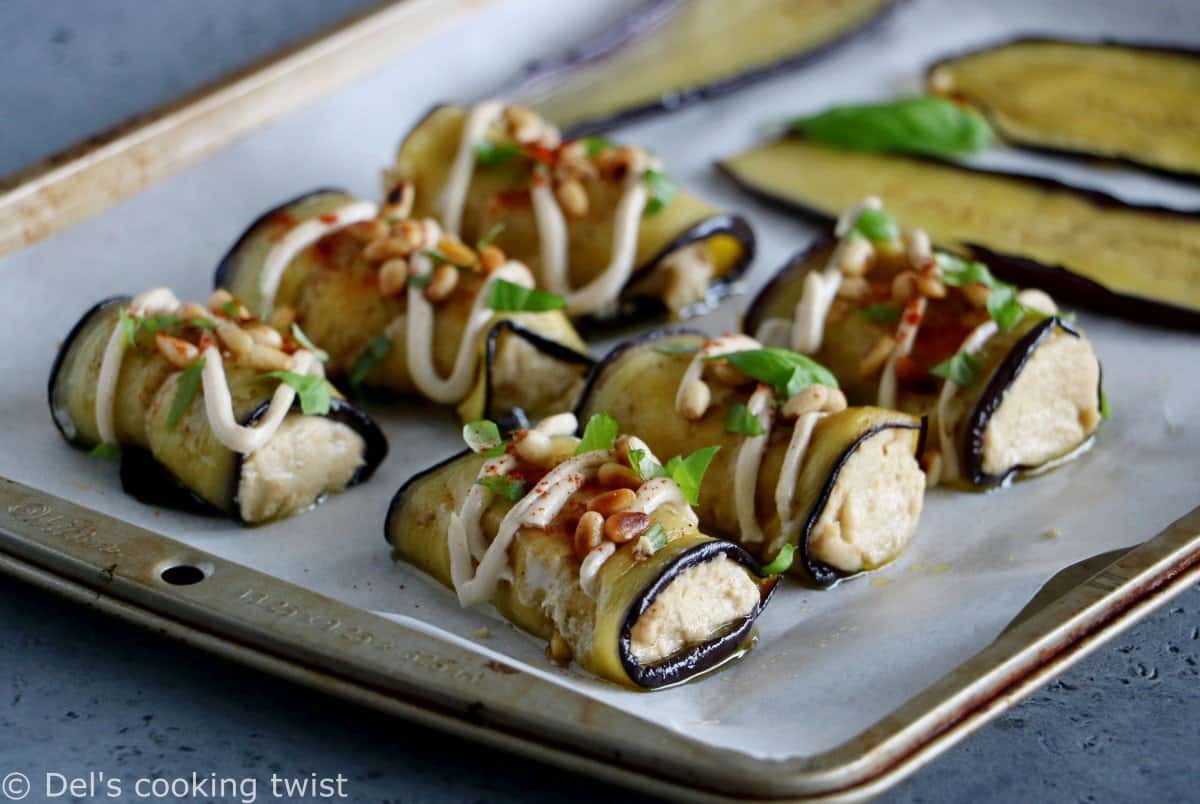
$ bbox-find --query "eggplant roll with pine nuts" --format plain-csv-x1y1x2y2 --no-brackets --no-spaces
49,289,387,523
391,104,754,324
576,331,926,587
215,189,593,424
385,412,778,688
745,201,1104,488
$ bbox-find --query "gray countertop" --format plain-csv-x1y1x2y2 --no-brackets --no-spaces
2,2,1196,801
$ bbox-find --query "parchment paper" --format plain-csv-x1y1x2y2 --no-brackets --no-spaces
1,0,1196,760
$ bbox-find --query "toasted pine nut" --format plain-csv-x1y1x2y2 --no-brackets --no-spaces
437,236,477,267
248,344,291,372
378,259,409,297
363,237,409,263
859,335,896,378
424,264,459,303
605,511,651,544
915,274,947,299
382,180,415,220
513,428,553,466
155,333,200,369
613,435,635,465
961,283,991,309
346,219,389,242
503,104,543,143
783,384,847,418
179,302,210,322
597,461,640,489
546,630,572,665
216,322,253,358
589,488,636,518
268,305,296,331
928,66,954,94
837,276,870,300
573,511,604,562
479,245,506,273
556,179,589,218
208,289,234,312
891,271,918,305
678,379,711,420
244,323,283,349
1017,288,1057,316
839,236,875,277
707,359,748,387
905,228,933,270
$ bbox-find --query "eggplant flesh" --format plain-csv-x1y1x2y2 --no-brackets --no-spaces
385,450,776,689
48,297,387,523
214,189,593,423
394,105,754,326
575,330,925,586
929,38,1200,181
719,138,1200,328
510,0,897,135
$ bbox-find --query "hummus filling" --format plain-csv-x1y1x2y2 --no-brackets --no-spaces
239,415,366,523
807,428,925,574
483,333,586,421
629,554,760,665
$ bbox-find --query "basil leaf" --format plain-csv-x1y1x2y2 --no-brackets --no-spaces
264,371,334,416
642,168,676,217
581,136,611,158
930,351,980,386
221,300,242,317
724,402,765,436
628,448,665,482
640,523,668,555
290,323,328,362
89,442,121,461
118,308,138,348
860,304,901,323
1099,389,1111,419
761,544,797,575
986,283,1027,332
463,420,502,454
421,249,464,268
664,445,720,506
576,412,619,455
475,140,521,167
790,96,993,158
476,223,506,251
487,278,566,312
476,475,527,502
349,335,392,392
714,348,838,399
651,341,700,356
408,274,432,289
167,358,206,430
853,207,900,242
935,253,994,287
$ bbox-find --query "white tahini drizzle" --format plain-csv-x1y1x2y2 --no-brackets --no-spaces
734,385,776,545
438,100,505,237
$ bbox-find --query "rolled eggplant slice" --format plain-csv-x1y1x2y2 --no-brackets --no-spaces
928,38,1200,181
745,235,1103,487
718,138,1200,328
49,293,386,524
215,189,593,424
508,0,897,135
385,418,777,689
576,330,925,586
393,104,754,325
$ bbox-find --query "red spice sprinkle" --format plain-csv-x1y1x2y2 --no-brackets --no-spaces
318,213,339,224
524,144,557,167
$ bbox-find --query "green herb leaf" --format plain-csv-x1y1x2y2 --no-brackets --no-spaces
713,348,838,399
1099,389,1111,419
664,445,720,506
640,523,668,555
167,358,206,430
421,249,462,268
930,351,980,386
576,413,619,455
986,283,1027,332
463,420,502,454
119,311,214,349
651,341,700,356
642,168,676,217
860,304,901,323
349,335,392,392
291,323,328,362
761,544,797,575
475,140,522,167
264,371,335,416
476,223,506,251
935,253,994,287
581,135,612,158
853,207,900,242
486,278,566,312
724,402,765,436
408,274,432,289
476,475,527,502
118,307,138,349
627,448,666,482
221,300,242,317
89,442,121,461
789,96,993,158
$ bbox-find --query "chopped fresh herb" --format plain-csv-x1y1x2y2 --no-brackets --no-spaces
476,475,527,502
408,274,432,289
88,442,121,461
664,445,720,506
576,412,619,455
789,96,993,158
628,448,666,482
986,282,1027,332
860,304,901,323
930,351,980,386
167,358,206,430
463,420,502,454
476,223,506,251
935,253,994,287
264,371,335,416
581,135,612,158
118,307,138,348
640,523,669,555
119,312,214,349
713,348,838,399
221,300,242,317
421,249,463,268
853,207,900,242
651,341,700,356
487,278,566,312
291,323,328,362
936,253,1026,330
349,335,392,392
642,168,676,217
724,402,765,436
475,140,522,167
1099,389,1111,419
761,544,797,575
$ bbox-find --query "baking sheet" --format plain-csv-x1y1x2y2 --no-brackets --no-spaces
2,0,1197,762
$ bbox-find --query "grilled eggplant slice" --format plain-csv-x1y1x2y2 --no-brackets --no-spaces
215,189,593,424
508,0,898,135
385,427,777,689
719,138,1200,328
393,104,754,326
576,330,925,586
49,296,386,523
746,236,1103,487
929,37,1200,181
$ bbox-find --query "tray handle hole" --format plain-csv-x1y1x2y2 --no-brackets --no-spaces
160,564,208,586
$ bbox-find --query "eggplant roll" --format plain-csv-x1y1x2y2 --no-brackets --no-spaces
392,104,754,325
745,224,1103,488
214,189,593,424
718,138,1200,328
929,38,1200,181
509,0,897,135
49,291,386,523
576,331,925,586
385,415,777,688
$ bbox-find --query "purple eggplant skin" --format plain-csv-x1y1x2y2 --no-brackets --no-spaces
927,35,1200,184
503,0,902,136
719,155,1200,331
481,319,594,429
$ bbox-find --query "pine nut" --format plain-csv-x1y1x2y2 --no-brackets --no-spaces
678,379,711,420
783,384,847,418
597,461,640,489
915,274,947,299
573,511,604,562
556,179,589,218
268,305,296,331
836,276,870,300
905,228,933,270
378,259,409,297
707,359,748,387
546,630,572,665
346,219,389,242
244,323,283,349
891,271,918,304
248,344,291,372
604,511,651,544
513,428,553,466
479,245,506,273
216,322,253,358
1017,289,1057,316
208,289,248,319
437,236,477,267
839,236,875,277
588,488,636,518
155,334,200,369
961,283,991,309
504,104,543,144
178,302,210,322
424,264,459,303
363,237,409,263
859,335,896,378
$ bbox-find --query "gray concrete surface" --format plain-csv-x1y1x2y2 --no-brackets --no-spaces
2,2,1197,801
